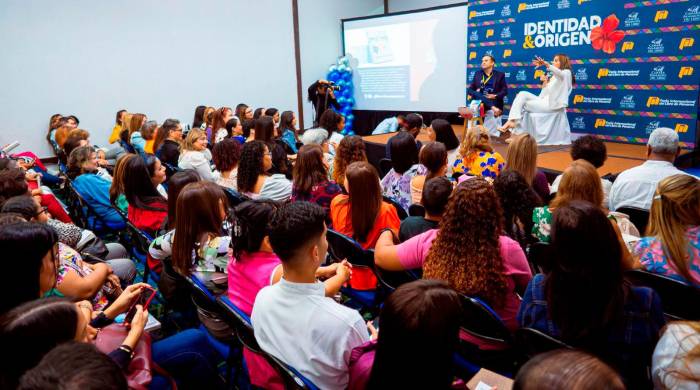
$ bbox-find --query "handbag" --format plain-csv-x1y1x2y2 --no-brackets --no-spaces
94,324,153,390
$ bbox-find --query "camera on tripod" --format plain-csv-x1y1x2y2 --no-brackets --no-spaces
320,80,341,91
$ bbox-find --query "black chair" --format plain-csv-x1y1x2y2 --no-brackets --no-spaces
527,242,554,274
66,180,122,238
162,161,181,179
408,203,425,217
615,207,650,236
515,327,572,359
222,187,250,208
378,158,393,178
625,269,700,320
121,221,158,284
326,229,380,311
374,266,420,292
383,196,408,220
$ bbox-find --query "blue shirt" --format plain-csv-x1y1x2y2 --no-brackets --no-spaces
130,132,146,154
280,129,298,153
72,173,126,230
372,117,400,135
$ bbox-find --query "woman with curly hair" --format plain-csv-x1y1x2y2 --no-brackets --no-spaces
453,126,505,179
332,135,367,185
237,141,291,201
493,169,542,249
375,178,531,349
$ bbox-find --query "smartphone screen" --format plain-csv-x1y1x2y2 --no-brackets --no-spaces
124,287,156,324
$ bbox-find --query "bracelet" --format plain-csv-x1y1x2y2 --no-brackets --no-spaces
118,344,135,359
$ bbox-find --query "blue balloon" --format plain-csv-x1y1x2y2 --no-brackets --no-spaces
328,71,340,81
338,64,347,73
342,72,352,82
339,57,350,66
329,64,338,73
346,114,355,122
346,97,355,106
345,66,353,74
342,89,351,98
347,130,355,136
337,97,347,105
341,107,352,115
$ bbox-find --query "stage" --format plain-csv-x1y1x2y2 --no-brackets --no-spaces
361,125,689,178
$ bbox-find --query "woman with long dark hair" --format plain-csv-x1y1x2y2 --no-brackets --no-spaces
518,200,665,388
291,144,341,213
278,111,299,153
410,142,447,204
380,131,425,212
211,106,233,144
153,119,183,168
192,105,206,129
163,170,200,231
429,119,460,175
237,141,291,201
122,155,167,234
493,169,542,249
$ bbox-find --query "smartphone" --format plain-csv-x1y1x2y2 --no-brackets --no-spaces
124,286,156,324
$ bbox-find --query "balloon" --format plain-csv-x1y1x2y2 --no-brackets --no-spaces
336,80,346,88
346,114,355,122
337,97,347,105
338,64,347,73
345,66,353,74
329,71,340,81
347,130,355,136
342,72,352,82
346,97,355,106
339,56,350,66
341,107,352,115
342,89,351,98
329,64,338,73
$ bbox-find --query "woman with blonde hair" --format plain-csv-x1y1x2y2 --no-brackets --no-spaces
634,174,700,286
506,133,550,200
653,320,700,388
108,154,136,213
452,125,504,179
178,128,218,181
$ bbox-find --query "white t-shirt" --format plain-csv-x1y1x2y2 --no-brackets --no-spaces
609,160,689,211
252,278,369,390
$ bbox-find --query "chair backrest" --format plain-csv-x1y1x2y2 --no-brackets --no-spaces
162,161,181,179
326,229,374,267
625,269,700,320
408,203,425,217
527,241,554,274
615,207,650,236
374,266,421,292
266,353,319,390
515,327,572,359
118,139,136,154
67,180,111,232
378,158,393,178
383,196,408,220
460,295,513,344
222,187,250,208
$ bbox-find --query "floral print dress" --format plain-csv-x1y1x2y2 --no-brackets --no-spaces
149,229,232,273
453,151,505,179
56,243,109,310
634,226,700,287
380,164,426,212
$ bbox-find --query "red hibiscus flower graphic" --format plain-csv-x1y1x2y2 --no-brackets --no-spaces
591,14,625,54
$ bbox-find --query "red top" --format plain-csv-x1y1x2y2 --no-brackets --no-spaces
330,195,400,249
128,201,167,235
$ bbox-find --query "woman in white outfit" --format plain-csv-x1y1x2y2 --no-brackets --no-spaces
498,54,574,137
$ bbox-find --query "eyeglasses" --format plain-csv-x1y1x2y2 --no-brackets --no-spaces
35,206,49,217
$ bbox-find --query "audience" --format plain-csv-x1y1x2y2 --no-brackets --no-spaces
380,131,426,212
192,105,206,129
331,161,401,249
349,280,462,390
153,118,183,168
331,135,367,186
652,321,700,388
252,202,360,390
212,106,233,143
453,125,504,179
290,144,341,213
385,113,423,159
253,107,266,120
109,154,136,213
224,117,245,144
212,138,241,190
122,155,167,235
265,107,280,128
494,169,542,249
518,201,665,388
399,177,451,242
301,109,345,155
237,140,292,201
506,133,549,200
410,142,448,204
0,162,72,223
278,110,299,153
610,127,688,211
108,110,127,145
235,103,253,122
550,135,612,205
429,118,460,175
634,174,700,286
242,119,256,143
179,128,218,181
375,178,532,350
140,120,158,154
163,170,200,232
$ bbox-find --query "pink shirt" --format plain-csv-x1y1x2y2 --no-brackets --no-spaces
396,229,532,348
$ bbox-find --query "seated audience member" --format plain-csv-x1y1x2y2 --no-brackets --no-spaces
212,138,241,190
1,297,225,390
236,103,253,121
46,113,65,149
153,118,183,167
242,119,256,143
410,142,448,204
506,133,549,200
518,201,665,388
652,321,700,389
374,178,531,349
331,135,367,186
278,111,300,153
109,154,136,213
145,154,167,198
0,163,71,223
321,109,346,153
371,114,406,135
550,135,612,205
381,131,426,212
532,160,636,267
252,202,360,390
18,342,127,390
122,156,167,234
428,119,460,175
108,109,127,145
179,128,218,181
162,170,200,232
150,181,230,274
494,169,542,249
291,144,341,213
385,113,423,159
127,114,148,153
253,115,290,175
212,106,234,144
253,107,266,120
399,177,452,242
143,121,159,154
60,132,89,166
54,125,76,149
634,174,700,286
513,349,625,390
67,147,125,229
332,162,401,249
2,196,135,286
224,117,245,144
237,141,292,201
265,108,280,128
453,125,505,179
349,280,462,390
202,106,216,137
610,127,689,211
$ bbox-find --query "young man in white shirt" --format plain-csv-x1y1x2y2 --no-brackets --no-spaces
609,127,689,211
251,202,367,390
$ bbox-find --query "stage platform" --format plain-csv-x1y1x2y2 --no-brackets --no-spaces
361,125,688,177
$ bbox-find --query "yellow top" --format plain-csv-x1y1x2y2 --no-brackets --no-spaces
109,124,122,144
144,138,155,154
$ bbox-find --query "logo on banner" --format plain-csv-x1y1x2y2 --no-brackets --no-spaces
647,38,665,54
470,9,496,19
516,70,527,81
680,37,695,50
470,30,479,42
676,124,689,133
624,12,641,28
518,2,550,13
649,66,667,81
679,66,694,78
646,121,661,134
469,52,477,60
501,27,512,39
534,69,546,80
620,95,636,109
486,29,494,38
621,42,634,53
572,116,586,130
654,10,668,23
597,68,640,79
684,6,700,22
574,95,612,105
468,71,476,81
595,118,637,129
523,15,601,49
647,96,696,108
503,49,512,58
573,95,584,104
576,68,588,81
501,5,512,17
557,0,570,9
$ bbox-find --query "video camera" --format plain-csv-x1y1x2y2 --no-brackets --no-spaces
319,80,341,91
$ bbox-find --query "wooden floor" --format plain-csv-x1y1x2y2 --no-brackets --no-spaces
362,125,672,176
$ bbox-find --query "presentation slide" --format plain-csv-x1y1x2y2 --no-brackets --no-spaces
343,5,467,112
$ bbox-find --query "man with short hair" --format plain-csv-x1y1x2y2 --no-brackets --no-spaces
399,177,452,241
252,202,366,390
385,113,423,159
550,135,613,205
609,127,690,211
468,55,508,117
372,114,407,135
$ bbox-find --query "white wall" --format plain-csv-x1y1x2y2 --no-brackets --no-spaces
0,0,298,158
388,0,465,13
298,0,383,129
